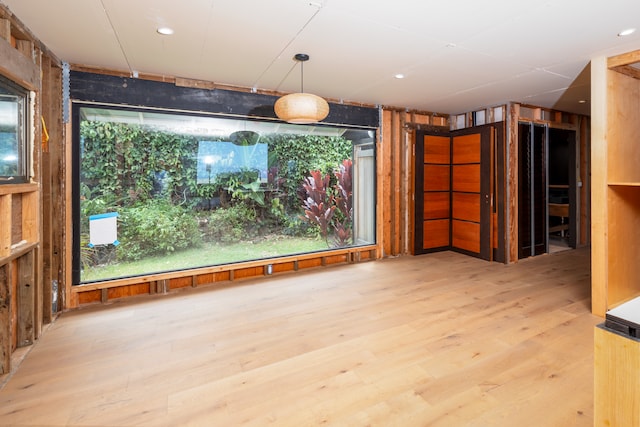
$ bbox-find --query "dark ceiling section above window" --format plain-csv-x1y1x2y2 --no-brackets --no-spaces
69,71,379,128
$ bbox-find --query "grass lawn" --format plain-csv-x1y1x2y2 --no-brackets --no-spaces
81,235,328,282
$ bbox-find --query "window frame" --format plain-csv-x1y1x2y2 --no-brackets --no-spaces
0,75,30,184
71,101,377,285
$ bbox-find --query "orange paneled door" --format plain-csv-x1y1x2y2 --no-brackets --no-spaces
414,127,493,261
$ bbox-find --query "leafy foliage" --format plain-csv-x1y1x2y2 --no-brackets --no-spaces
265,134,351,211
332,159,353,246
117,199,202,261
79,119,357,275
80,121,202,206
202,203,257,244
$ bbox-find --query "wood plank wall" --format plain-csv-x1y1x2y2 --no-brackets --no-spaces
0,4,63,374
40,57,64,321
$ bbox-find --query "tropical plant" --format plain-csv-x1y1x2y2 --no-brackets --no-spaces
300,170,335,245
299,159,354,247
332,159,353,247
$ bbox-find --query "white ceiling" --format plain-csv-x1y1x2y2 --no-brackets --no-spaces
3,0,640,116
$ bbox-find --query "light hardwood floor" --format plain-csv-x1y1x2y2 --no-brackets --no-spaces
0,247,599,426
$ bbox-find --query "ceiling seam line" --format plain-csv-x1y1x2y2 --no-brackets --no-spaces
252,5,323,91
100,0,134,76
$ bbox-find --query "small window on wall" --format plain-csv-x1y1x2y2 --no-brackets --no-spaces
0,76,29,184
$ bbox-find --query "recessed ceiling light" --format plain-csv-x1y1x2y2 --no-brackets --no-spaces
618,28,636,37
394,73,405,79
157,27,174,35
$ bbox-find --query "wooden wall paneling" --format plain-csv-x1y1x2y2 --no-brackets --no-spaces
14,39,33,61
381,108,442,257
0,194,9,257
296,258,323,270
21,191,39,337
169,277,192,290
64,119,73,309
11,196,21,243
41,131,52,324
0,18,9,41
234,266,263,280
77,290,100,305
41,57,63,323
406,115,418,256
392,111,403,255
214,271,231,282
389,109,405,256
195,273,214,286
325,254,348,265
16,252,34,347
402,112,414,255
51,64,64,315
495,121,507,261
507,103,520,263
272,262,295,274
0,264,9,374
106,283,151,301
380,109,392,257
10,260,16,351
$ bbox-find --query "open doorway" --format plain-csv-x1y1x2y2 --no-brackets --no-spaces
548,127,577,252
518,123,577,259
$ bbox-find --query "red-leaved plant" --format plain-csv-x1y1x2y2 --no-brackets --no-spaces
301,170,335,244
300,159,353,247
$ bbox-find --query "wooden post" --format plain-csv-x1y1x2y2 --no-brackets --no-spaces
0,194,10,257
0,264,10,374
507,103,520,263
17,251,35,347
0,18,10,42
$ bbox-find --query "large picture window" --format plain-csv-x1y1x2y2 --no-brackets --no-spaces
0,76,29,184
74,105,375,283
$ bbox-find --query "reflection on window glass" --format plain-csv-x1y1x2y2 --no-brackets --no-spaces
0,77,27,182
77,106,376,283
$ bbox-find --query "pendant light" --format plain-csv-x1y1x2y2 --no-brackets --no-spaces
274,53,329,124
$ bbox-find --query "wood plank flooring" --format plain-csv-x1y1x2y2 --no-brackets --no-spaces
0,247,599,426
